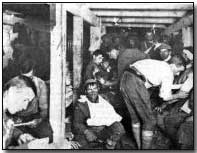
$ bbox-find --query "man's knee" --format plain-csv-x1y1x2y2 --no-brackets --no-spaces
110,122,125,136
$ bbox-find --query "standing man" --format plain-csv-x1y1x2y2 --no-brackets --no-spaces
140,31,155,53
120,55,186,149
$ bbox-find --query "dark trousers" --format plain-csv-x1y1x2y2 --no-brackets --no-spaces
120,71,156,131
75,122,125,149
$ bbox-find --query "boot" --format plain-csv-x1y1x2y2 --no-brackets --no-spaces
142,130,153,149
132,123,141,149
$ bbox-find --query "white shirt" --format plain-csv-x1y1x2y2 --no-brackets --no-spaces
131,59,174,100
180,71,193,93
78,95,122,126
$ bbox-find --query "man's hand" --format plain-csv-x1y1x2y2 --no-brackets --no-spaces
177,91,189,99
27,118,42,128
154,103,168,113
18,133,35,145
84,130,97,142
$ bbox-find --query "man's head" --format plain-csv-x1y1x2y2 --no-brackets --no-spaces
107,48,120,60
20,58,36,78
3,76,36,114
84,79,100,103
145,32,154,41
158,44,172,61
169,54,186,76
92,50,105,65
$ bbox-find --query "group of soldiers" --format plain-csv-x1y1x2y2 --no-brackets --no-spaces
3,29,193,149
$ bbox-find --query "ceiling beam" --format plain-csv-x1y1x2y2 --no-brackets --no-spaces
87,3,193,10
92,10,187,18
103,23,166,28
103,22,170,26
164,14,193,35
61,3,100,26
101,17,176,24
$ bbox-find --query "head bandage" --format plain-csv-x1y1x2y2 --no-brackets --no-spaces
183,49,193,61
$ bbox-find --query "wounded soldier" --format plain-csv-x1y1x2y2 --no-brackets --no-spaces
73,79,125,149
3,75,53,149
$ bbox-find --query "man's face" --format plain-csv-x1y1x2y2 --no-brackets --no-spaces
170,63,185,76
108,49,119,60
160,49,170,60
182,52,190,63
146,33,153,41
93,55,103,65
86,84,99,103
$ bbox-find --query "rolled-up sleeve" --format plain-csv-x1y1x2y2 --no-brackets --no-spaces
159,73,173,101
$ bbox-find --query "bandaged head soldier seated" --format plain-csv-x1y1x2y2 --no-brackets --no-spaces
3,75,53,149
73,79,125,149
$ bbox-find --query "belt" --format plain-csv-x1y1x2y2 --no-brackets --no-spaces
125,66,146,82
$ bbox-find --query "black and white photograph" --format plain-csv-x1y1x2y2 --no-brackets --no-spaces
2,2,194,150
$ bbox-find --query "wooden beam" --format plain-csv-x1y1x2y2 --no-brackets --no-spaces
182,27,193,47
103,23,166,28
89,26,101,53
164,14,193,35
50,3,67,143
62,3,100,26
73,16,83,89
87,3,193,10
101,17,176,24
91,10,187,18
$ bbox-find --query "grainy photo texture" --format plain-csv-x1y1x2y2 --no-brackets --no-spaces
2,3,194,150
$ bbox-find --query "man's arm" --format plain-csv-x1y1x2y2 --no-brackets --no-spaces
38,81,48,119
73,103,89,135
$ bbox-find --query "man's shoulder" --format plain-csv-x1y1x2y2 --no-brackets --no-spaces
33,76,46,86
75,101,89,114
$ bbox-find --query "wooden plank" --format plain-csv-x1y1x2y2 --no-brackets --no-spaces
63,3,100,26
101,17,176,24
103,23,166,28
91,10,187,18
49,3,67,143
182,27,193,47
87,3,193,10
164,14,193,35
73,16,83,89
89,26,101,53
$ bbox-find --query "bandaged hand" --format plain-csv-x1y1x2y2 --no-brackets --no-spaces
27,118,42,128
84,129,97,142
18,133,35,145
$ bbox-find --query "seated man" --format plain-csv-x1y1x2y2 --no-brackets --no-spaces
73,79,125,149
85,49,105,81
3,75,53,149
